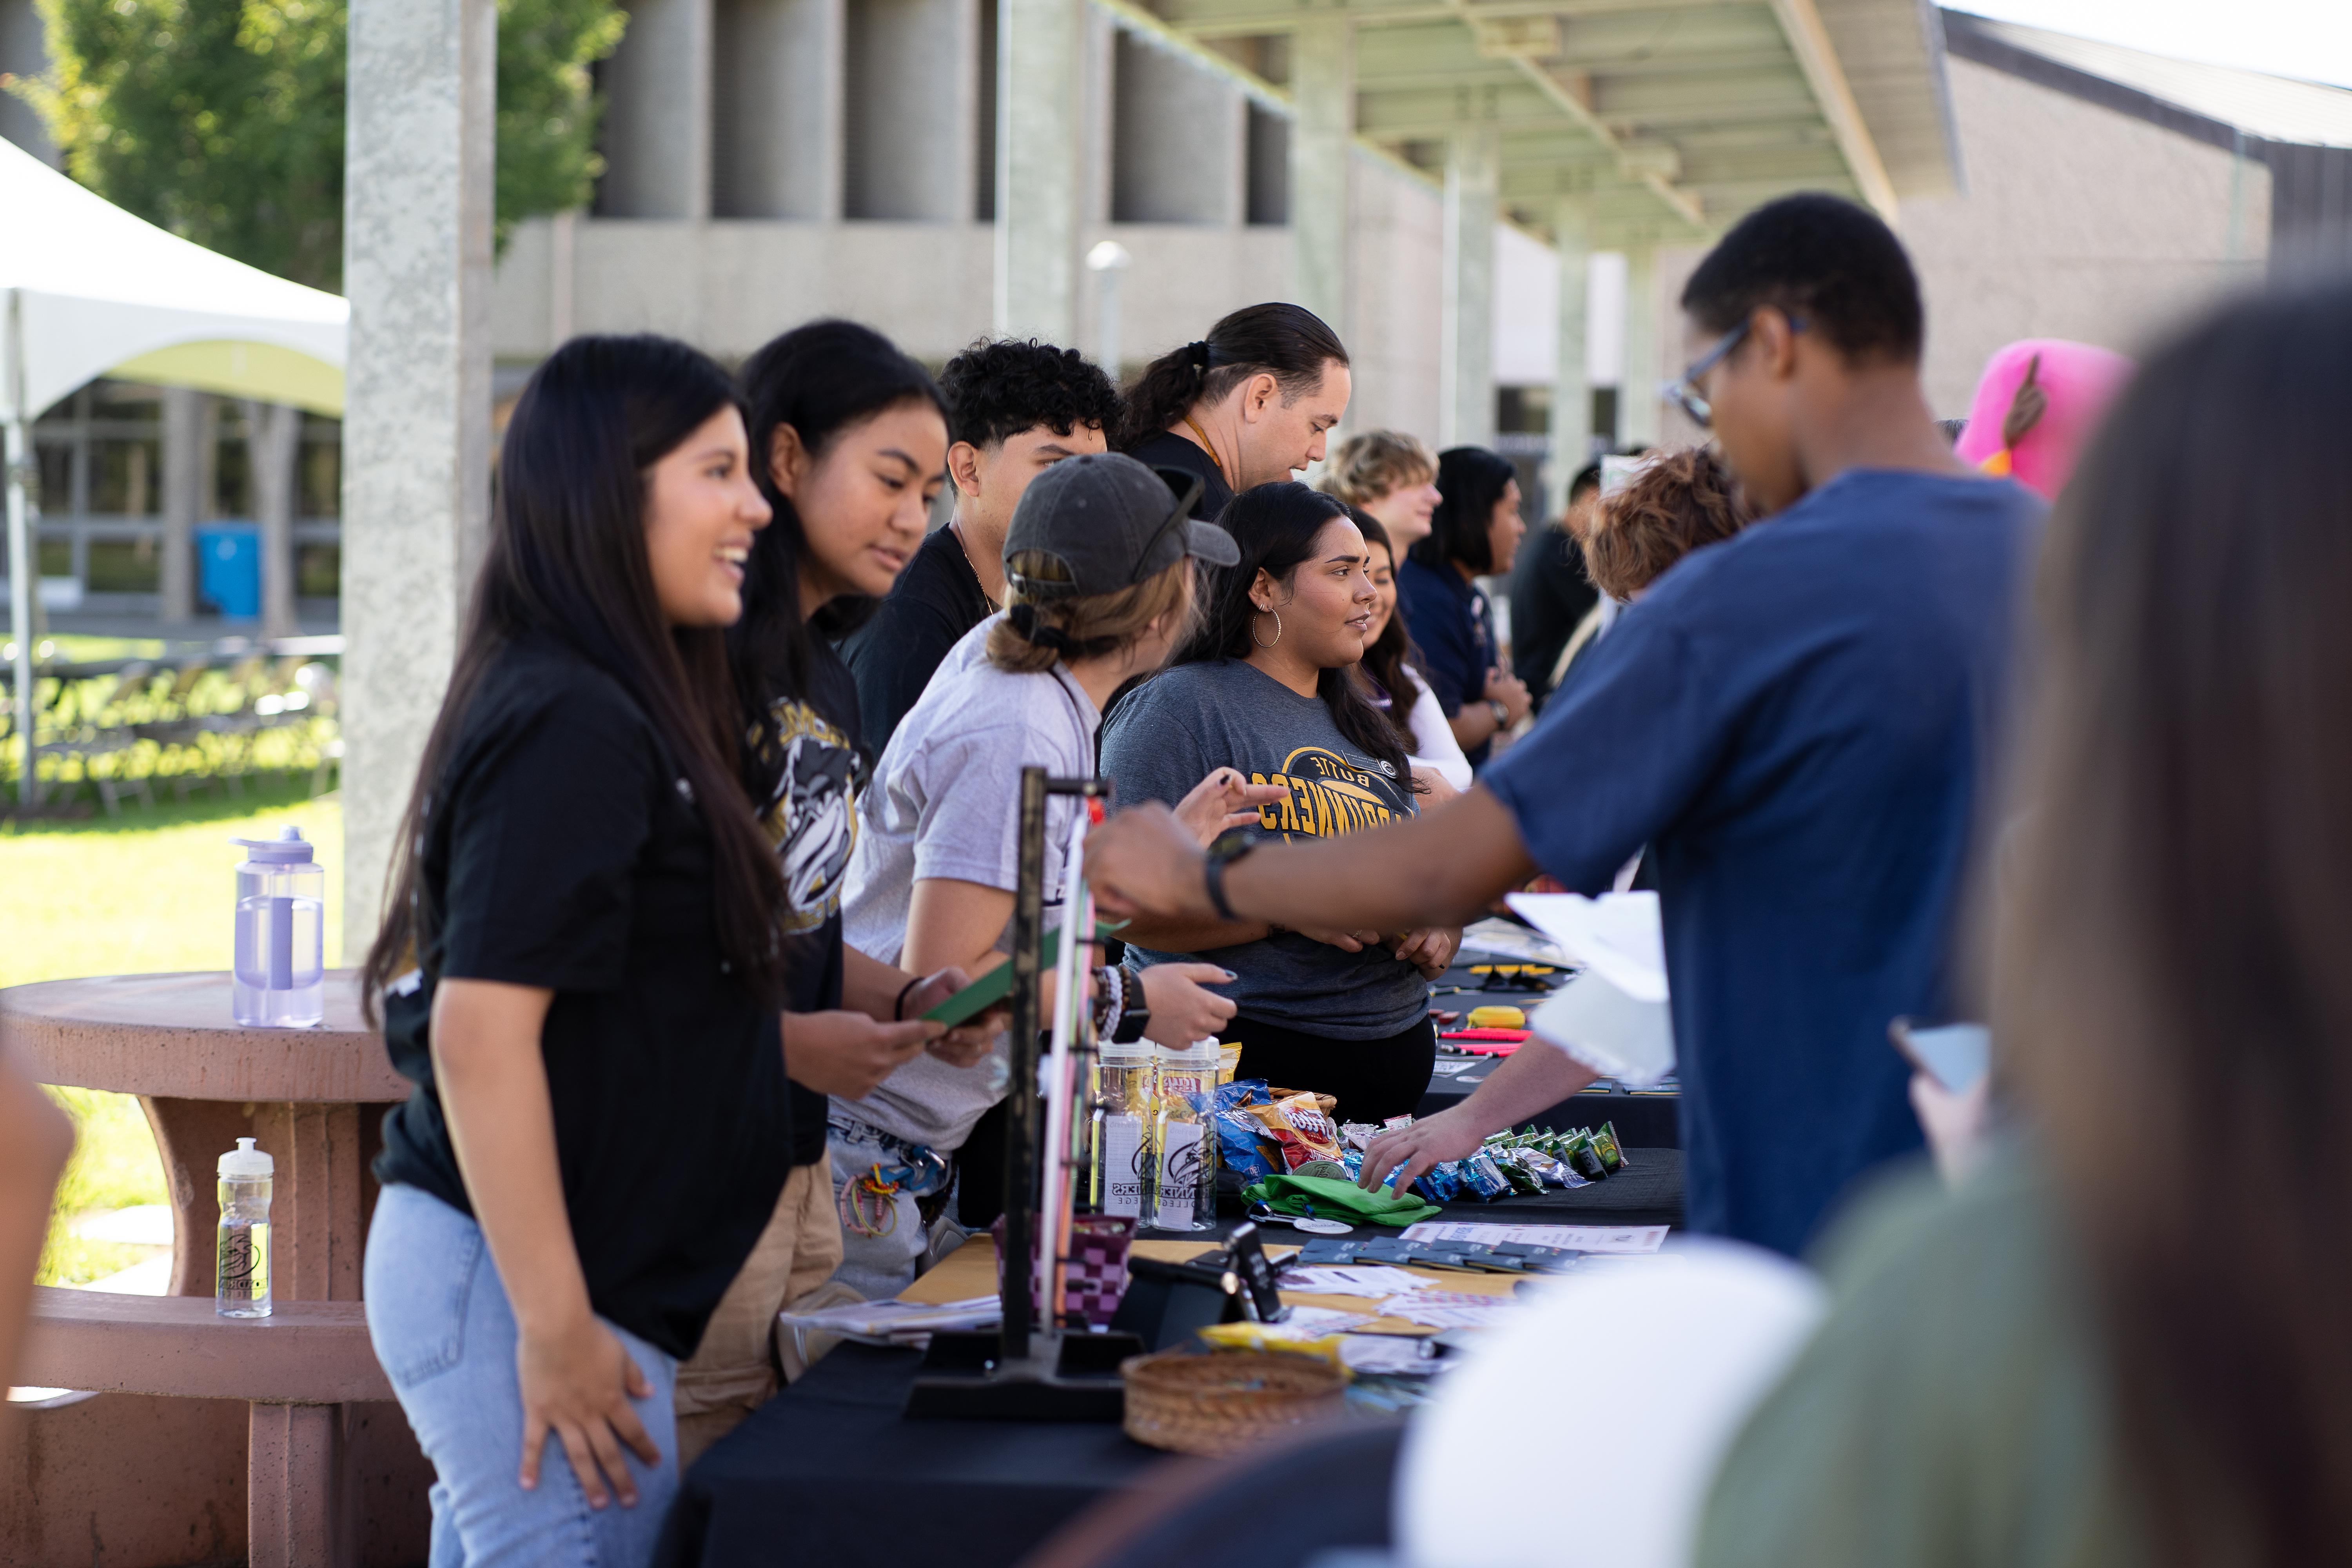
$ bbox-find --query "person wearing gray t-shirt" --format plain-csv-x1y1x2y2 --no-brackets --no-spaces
830,454,1273,1298
1103,483,1459,1123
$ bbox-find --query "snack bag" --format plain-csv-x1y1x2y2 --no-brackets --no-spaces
1214,1078,1272,1114
1339,1121,1381,1152
1460,1152,1512,1201
1492,1149,1545,1196
1218,1044,1244,1085
1592,1122,1630,1172
1563,1132,1610,1183
1414,1161,1462,1203
1247,1093,1347,1172
1214,1108,1278,1183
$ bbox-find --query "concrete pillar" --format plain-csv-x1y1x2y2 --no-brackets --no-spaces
600,0,714,219
1288,13,1352,335
1439,123,1498,450
1081,5,1114,226
995,0,1083,341
243,401,302,637
1621,241,1660,448
341,0,496,949
159,387,200,624
715,0,845,219
1112,36,1245,225
1548,199,1591,512
847,0,980,222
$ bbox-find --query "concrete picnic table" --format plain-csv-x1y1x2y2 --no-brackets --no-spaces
2,969,430,1567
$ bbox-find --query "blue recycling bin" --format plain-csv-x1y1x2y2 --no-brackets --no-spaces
195,523,262,619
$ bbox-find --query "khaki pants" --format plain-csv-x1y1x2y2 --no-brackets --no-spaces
672,1162,844,1468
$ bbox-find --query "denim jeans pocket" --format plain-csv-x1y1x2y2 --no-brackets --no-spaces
364,1187,486,1390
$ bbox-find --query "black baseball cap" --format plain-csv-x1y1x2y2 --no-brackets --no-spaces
1003,453,1240,599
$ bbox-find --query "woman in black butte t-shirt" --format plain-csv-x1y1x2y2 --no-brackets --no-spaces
359,335,878,1563
673,320,1000,1461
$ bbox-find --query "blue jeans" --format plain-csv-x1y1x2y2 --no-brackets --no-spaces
365,1184,680,1568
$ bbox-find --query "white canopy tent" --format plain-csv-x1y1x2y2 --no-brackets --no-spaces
1,134,348,805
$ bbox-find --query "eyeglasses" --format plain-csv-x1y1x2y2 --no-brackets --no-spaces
1663,314,1805,430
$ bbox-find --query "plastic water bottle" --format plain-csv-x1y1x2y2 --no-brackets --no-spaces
1150,1038,1222,1232
216,1138,273,1318
231,826,325,1027
1089,1038,1154,1218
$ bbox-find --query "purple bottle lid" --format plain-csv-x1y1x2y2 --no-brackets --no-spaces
230,825,315,864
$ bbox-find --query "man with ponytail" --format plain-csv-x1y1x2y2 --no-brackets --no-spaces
1119,303,1352,518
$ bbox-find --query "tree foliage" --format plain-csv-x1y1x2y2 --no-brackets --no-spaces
7,0,626,293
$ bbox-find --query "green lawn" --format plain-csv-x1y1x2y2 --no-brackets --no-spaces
2,777,345,1284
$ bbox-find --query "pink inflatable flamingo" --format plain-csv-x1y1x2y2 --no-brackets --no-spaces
1954,338,2134,501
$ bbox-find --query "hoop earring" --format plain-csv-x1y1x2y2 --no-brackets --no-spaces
1251,608,1283,649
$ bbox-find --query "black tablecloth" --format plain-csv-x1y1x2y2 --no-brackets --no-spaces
1419,956,1682,1149
660,1345,1410,1568
657,1342,1170,1568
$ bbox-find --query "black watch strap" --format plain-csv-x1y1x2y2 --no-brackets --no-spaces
1204,833,1254,922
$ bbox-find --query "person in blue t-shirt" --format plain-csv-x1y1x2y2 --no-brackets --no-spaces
1084,193,2043,1259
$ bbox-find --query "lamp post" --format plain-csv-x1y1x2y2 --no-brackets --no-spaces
1086,240,1131,379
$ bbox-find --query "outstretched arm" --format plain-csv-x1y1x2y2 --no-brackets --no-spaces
1089,783,1537,936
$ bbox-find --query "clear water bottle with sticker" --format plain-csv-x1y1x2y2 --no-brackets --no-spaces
1090,1038,1153,1217
216,1138,273,1318
1150,1038,1220,1231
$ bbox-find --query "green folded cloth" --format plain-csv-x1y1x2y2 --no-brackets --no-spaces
1243,1171,1439,1228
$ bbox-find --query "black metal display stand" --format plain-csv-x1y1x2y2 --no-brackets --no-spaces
906,766,1146,1421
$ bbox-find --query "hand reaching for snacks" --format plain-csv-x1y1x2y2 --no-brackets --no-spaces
1173,767,1289,846
1359,1105,1488,1194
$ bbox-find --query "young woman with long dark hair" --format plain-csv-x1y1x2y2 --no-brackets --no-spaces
1117,303,1351,518
1696,282,2352,1566
678,319,997,1459
1397,446,1532,768
1102,482,1459,1122
1353,509,1472,795
361,335,795,1559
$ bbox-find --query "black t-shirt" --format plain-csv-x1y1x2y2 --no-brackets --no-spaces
374,637,793,1361
1126,430,1235,521
755,636,867,1166
838,524,993,757
1509,523,1599,710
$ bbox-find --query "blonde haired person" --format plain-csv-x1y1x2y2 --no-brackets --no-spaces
830,455,1280,1298
1319,429,1443,552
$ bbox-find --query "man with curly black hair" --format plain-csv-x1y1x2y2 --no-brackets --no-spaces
840,338,1121,751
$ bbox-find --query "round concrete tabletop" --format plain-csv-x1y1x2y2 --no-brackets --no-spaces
0,971,407,1102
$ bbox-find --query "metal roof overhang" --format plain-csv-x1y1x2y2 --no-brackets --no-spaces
1096,0,1960,249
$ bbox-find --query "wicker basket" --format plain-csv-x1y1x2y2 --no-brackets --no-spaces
1265,1087,1341,1117
1120,1349,1348,1457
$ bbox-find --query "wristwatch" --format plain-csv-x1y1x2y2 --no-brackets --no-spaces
1488,698,1511,726
1203,831,1257,921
